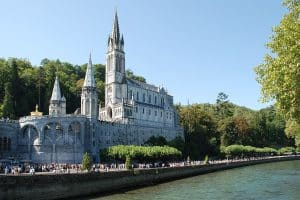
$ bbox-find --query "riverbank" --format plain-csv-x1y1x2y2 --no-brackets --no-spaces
0,155,299,200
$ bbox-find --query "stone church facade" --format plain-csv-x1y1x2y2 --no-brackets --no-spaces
0,13,183,164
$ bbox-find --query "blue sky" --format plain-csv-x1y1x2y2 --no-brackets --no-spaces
0,0,286,110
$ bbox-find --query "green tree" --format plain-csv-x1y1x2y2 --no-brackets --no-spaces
82,152,92,172
215,92,234,119
179,104,218,159
254,0,300,146
167,136,185,153
126,69,146,83
0,59,10,101
2,82,15,119
9,59,21,117
144,136,167,146
125,155,133,170
101,145,182,163
219,117,239,146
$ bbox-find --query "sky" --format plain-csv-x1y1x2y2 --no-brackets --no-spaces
0,0,287,110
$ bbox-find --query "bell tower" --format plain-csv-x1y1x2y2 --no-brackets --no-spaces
105,11,126,107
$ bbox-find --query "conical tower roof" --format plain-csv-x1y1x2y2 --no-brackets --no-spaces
83,54,96,87
111,11,120,42
50,76,62,101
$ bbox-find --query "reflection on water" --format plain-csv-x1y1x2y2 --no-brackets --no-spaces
90,160,300,200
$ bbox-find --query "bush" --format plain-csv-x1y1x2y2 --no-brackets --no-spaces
220,145,278,158
278,147,296,155
82,152,92,172
100,145,182,163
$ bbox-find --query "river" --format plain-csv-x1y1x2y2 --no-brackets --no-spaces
91,160,300,200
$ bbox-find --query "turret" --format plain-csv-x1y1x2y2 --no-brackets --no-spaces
49,76,66,115
81,54,98,118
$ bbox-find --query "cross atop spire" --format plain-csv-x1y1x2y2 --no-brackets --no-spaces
50,76,62,101
83,53,96,88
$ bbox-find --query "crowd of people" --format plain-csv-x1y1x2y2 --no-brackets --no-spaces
0,154,298,176
0,163,129,175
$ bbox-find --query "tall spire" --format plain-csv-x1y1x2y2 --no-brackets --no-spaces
50,76,62,101
83,53,96,87
111,11,120,42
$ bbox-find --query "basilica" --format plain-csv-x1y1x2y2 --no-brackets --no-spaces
0,13,183,163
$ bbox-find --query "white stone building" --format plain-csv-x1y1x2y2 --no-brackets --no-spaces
99,13,178,129
0,12,183,164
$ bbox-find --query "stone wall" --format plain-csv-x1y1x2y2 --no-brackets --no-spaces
0,120,19,158
0,156,299,200
0,115,183,164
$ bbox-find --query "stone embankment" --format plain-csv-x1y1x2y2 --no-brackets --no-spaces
0,155,299,200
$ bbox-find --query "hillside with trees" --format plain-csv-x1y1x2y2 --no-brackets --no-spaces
0,57,296,159
0,58,143,117
176,93,294,159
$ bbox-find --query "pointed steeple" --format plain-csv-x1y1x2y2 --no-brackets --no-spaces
112,11,120,42
50,76,62,101
83,53,96,88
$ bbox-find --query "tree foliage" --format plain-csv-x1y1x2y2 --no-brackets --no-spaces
100,145,182,163
126,69,146,83
0,58,145,118
125,155,133,170
221,145,278,158
178,104,218,159
1,82,15,119
177,93,294,159
82,152,92,171
254,0,300,146
144,136,168,146
144,136,185,154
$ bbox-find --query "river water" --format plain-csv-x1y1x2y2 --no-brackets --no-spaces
91,160,300,200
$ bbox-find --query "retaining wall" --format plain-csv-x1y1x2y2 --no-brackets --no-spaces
0,156,299,200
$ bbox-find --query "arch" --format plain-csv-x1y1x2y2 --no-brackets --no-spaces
20,125,39,145
43,122,64,145
68,121,81,145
